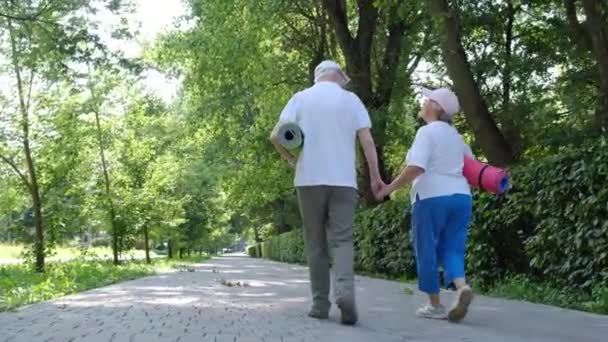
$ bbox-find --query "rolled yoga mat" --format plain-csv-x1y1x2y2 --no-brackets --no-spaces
277,122,304,150
463,156,510,195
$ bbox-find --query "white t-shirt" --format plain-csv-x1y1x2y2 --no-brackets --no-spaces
278,81,371,188
406,121,473,203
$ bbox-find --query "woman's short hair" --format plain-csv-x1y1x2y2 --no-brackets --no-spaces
438,111,453,125
430,100,453,125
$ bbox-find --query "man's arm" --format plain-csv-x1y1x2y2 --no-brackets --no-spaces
357,128,382,191
269,123,297,168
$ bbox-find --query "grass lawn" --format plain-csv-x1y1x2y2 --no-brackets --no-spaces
0,243,162,261
0,255,209,312
481,275,608,315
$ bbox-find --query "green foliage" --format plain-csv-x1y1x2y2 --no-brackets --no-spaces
91,237,111,248
486,274,608,314
354,199,417,279
468,138,608,293
246,245,259,258
0,255,209,312
252,139,608,313
258,229,306,264
261,241,271,259
258,203,419,274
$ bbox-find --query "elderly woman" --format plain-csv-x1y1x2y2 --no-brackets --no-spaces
375,87,474,322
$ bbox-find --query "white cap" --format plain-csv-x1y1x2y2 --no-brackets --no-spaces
314,60,350,86
421,87,460,116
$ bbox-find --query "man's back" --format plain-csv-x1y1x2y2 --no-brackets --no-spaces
280,81,371,188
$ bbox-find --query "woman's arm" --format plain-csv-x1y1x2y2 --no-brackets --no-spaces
377,165,424,199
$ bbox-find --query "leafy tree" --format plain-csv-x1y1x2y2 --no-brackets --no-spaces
0,0,129,271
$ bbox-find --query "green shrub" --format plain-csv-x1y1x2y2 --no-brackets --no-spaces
467,191,533,289
261,229,306,264
261,241,271,258
354,199,417,279
468,138,608,292
256,139,608,310
485,274,608,314
91,237,111,247
246,245,259,258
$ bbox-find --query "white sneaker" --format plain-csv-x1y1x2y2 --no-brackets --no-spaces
448,286,473,322
416,304,447,320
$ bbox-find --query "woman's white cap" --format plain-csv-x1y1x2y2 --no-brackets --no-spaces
422,87,460,116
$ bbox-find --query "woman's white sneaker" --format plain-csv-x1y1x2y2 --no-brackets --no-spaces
448,286,473,322
416,304,447,320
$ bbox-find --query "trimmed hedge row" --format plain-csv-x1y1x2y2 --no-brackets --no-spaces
354,198,416,279
468,139,608,291
253,229,306,264
251,199,415,275
246,245,259,258
251,138,608,294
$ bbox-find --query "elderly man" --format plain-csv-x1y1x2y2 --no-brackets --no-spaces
269,60,382,325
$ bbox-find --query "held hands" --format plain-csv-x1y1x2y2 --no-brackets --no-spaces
371,177,391,201
374,183,392,200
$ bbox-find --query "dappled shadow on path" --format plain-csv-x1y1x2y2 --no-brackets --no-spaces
0,255,607,342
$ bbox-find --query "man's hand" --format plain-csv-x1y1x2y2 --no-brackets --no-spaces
371,177,385,197
287,157,297,169
270,122,298,169
374,182,392,200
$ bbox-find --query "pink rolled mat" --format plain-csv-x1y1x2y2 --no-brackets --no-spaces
463,156,510,195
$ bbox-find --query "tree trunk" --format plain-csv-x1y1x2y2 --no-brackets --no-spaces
429,0,515,166
502,1,514,115
563,0,608,131
93,104,119,265
8,19,45,272
168,239,173,259
25,141,44,272
581,0,608,131
500,0,521,154
321,0,410,204
359,146,389,204
307,7,328,85
143,223,151,264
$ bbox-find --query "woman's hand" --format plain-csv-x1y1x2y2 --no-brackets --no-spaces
374,182,392,200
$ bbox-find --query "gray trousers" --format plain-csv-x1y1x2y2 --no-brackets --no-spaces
296,186,357,312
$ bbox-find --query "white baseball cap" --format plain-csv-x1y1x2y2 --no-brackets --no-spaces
314,60,350,86
421,87,460,116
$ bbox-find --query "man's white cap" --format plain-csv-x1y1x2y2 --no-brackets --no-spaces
421,87,460,116
314,60,350,86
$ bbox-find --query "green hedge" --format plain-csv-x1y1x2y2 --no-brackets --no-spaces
257,229,306,264
468,139,608,292
253,139,608,295
254,199,415,277
246,245,259,258
354,199,416,279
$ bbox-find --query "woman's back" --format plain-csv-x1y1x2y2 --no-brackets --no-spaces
406,121,471,203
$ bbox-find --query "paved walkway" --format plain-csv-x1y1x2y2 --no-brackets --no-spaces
1,254,607,342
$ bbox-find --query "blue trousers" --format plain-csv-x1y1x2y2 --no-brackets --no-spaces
412,194,472,294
